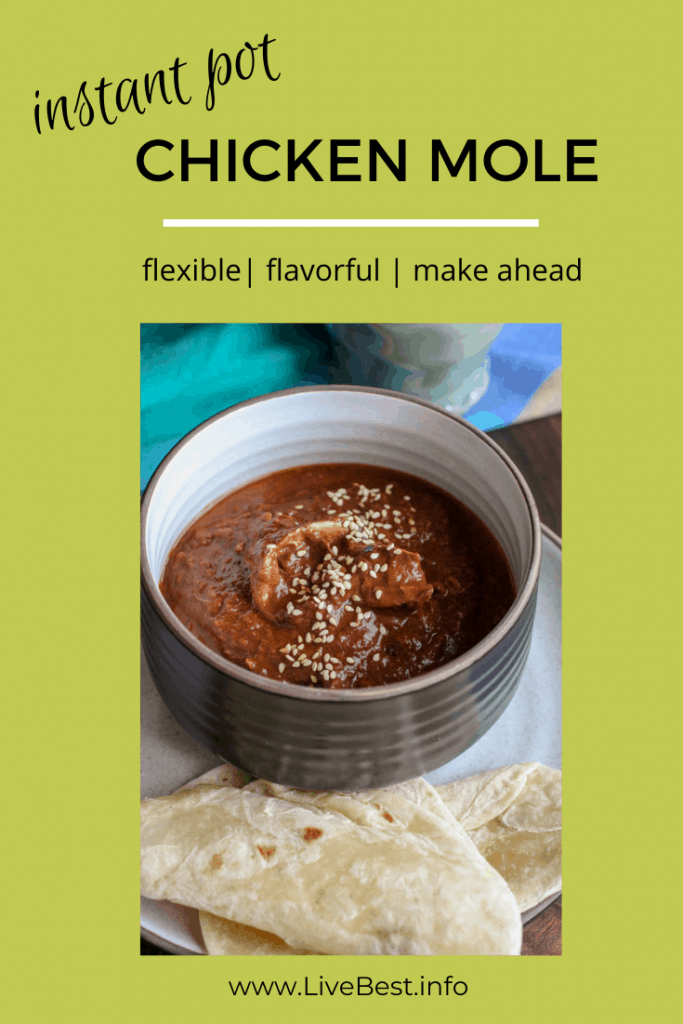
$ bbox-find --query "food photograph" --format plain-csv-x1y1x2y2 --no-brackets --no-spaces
140,323,562,956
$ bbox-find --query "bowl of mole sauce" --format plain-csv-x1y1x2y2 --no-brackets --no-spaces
141,386,542,790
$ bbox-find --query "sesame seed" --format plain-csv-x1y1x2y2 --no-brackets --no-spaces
375,589,383,599
292,609,302,616
310,674,317,683
327,635,335,642
296,549,307,557
331,546,338,556
278,663,285,673
364,611,372,619
330,671,337,679
266,543,276,550
303,659,312,667
379,625,387,636
360,562,368,571
394,548,402,554
316,612,323,620
373,653,381,662
404,496,410,501
380,564,388,572
409,518,415,525
306,633,312,643
286,602,294,614
346,657,355,665
323,554,332,562
353,595,361,602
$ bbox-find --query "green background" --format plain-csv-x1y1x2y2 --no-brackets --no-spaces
4,1,677,1021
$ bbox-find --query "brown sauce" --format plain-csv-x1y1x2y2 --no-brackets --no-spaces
160,464,515,689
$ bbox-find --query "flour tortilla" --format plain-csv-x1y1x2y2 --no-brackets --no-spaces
243,775,454,826
144,761,560,954
198,911,321,956
437,763,562,912
196,768,560,951
141,782,521,955
464,823,561,913
198,777,469,956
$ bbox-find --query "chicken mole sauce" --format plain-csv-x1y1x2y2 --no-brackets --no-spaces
161,464,515,689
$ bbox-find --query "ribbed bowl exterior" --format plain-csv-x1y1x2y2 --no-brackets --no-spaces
141,579,537,790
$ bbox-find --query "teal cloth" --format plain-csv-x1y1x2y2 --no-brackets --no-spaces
141,324,327,489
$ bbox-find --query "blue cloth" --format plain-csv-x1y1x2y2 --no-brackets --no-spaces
465,323,561,431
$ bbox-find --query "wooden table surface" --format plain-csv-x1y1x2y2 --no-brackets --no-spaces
141,412,562,957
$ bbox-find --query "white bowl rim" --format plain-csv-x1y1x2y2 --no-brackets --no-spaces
140,385,543,703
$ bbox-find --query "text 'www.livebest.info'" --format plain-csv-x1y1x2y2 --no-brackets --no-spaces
221,975,468,997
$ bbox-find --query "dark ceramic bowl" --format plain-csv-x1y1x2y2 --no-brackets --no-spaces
141,386,542,789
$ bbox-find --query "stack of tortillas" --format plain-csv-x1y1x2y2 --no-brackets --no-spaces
141,762,561,956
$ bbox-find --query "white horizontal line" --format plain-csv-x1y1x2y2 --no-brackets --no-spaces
163,218,539,228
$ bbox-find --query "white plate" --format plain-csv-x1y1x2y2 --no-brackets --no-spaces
141,526,561,954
